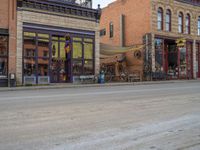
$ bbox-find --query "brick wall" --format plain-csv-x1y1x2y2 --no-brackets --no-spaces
0,0,17,76
151,0,200,77
16,10,100,84
100,0,151,46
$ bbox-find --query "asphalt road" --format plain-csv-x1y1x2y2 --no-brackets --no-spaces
0,82,200,150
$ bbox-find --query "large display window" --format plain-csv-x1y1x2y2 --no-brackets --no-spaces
155,39,164,72
0,36,8,78
23,30,95,84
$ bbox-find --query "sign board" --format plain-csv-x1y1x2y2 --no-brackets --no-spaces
176,38,186,47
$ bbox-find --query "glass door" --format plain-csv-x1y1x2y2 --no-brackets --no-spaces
50,35,71,83
178,47,187,78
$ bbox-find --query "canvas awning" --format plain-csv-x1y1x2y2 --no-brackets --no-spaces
100,43,144,58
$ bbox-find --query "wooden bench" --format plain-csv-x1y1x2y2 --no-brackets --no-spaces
128,71,141,82
80,75,96,84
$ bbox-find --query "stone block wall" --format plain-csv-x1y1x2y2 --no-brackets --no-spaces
16,10,100,84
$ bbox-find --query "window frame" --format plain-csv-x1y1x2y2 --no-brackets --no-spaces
109,22,114,38
157,7,164,31
166,9,171,32
178,12,184,33
185,13,191,34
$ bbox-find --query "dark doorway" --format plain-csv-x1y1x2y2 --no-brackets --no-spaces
164,40,178,79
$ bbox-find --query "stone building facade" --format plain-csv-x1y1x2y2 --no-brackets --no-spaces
100,0,200,80
0,0,101,86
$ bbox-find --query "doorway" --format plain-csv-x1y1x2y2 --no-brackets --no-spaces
164,40,178,79
50,35,71,83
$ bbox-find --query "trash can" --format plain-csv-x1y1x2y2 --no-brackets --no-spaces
98,71,105,84
9,73,16,87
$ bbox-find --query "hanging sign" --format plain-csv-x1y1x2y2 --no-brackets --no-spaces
176,38,186,47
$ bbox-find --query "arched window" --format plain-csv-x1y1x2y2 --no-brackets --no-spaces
166,9,171,31
198,16,200,36
178,12,184,33
186,14,191,34
109,22,114,38
157,7,163,30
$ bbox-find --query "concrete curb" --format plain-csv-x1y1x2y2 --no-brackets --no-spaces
0,80,199,92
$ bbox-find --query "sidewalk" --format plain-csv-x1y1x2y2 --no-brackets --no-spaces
0,79,199,92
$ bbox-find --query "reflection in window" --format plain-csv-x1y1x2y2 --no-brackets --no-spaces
0,36,8,77
24,58,36,76
178,12,184,33
24,35,36,77
38,58,49,76
155,39,163,71
38,39,49,58
73,42,82,59
157,7,163,30
52,41,59,58
84,60,93,75
179,48,187,77
60,42,66,59
84,43,93,59
73,60,82,75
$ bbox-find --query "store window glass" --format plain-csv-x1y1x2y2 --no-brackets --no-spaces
84,60,93,75
52,41,59,58
0,36,8,77
38,38,50,77
60,41,66,60
38,39,49,58
155,39,163,71
179,47,187,78
73,60,82,75
84,43,93,59
23,36,36,77
73,42,82,59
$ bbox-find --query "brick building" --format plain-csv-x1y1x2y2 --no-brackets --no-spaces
100,0,200,80
0,0,100,86
0,0,17,86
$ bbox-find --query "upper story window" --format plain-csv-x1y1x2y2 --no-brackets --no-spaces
157,7,163,30
166,9,171,32
178,12,184,33
185,14,191,34
100,28,106,37
198,16,200,36
109,22,114,38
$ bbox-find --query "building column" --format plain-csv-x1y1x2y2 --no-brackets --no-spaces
16,11,23,85
151,33,155,72
95,29,100,75
193,39,197,79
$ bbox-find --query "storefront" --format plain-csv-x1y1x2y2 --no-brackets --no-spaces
0,30,8,86
155,38,193,79
23,24,95,84
197,42,200,78
15,0,100,85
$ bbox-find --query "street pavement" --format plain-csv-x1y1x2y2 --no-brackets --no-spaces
0,82,200,150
